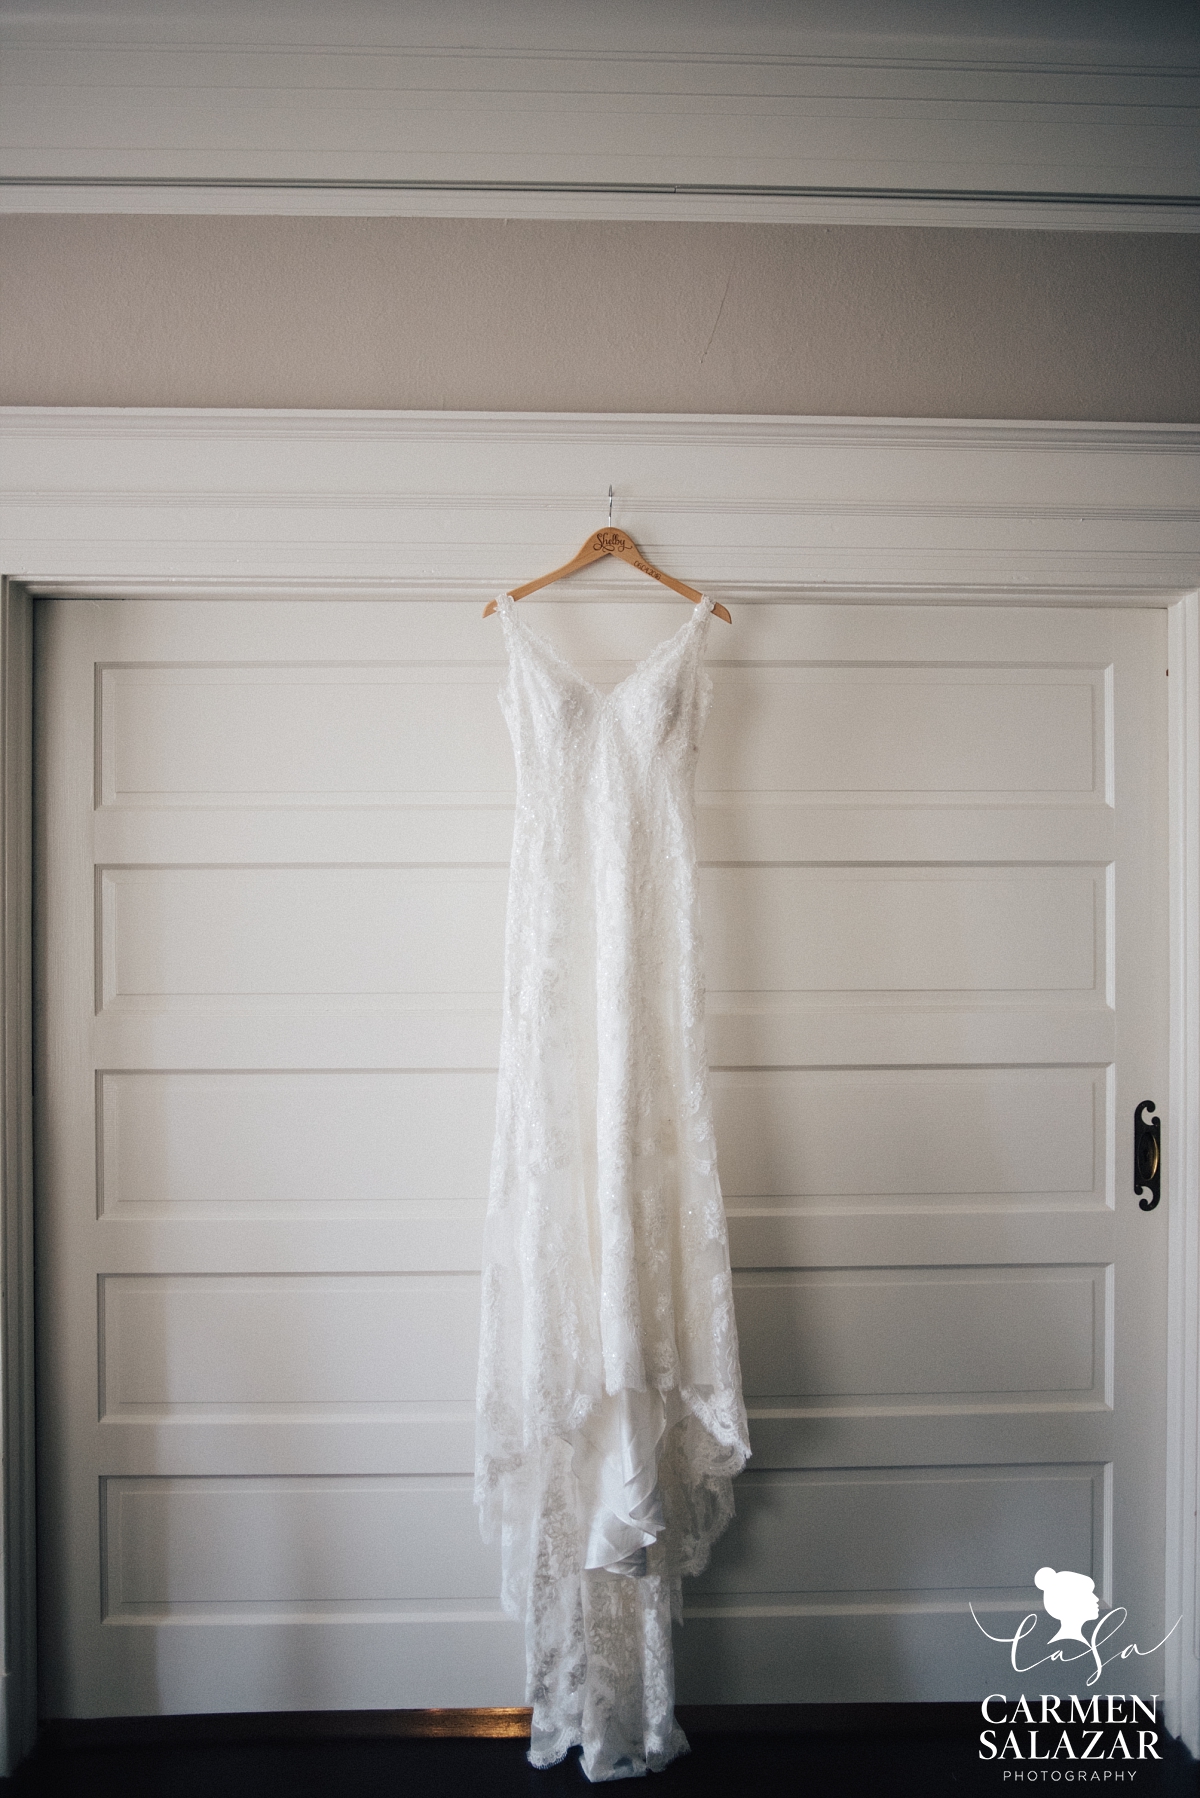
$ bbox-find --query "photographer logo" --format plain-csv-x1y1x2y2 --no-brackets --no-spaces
971,1565,1180,1773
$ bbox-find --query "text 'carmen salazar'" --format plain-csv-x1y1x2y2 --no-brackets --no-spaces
980,1694,1160,1763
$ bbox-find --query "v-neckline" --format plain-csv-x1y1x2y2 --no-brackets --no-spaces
497,591,712,705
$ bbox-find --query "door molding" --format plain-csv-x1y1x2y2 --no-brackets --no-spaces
1167,588,1200,1755
1,409,1199,1767
2,410,1200,599
0,577,34,1774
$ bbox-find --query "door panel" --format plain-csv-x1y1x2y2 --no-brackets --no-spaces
35,597,1169,1714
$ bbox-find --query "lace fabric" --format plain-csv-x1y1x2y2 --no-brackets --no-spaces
475,590,750,1782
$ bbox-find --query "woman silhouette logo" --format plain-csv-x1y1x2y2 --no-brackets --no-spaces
1035,1566,1101,1644
973,1567,1180,1680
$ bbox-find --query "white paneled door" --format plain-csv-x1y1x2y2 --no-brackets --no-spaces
35,596,1168,1716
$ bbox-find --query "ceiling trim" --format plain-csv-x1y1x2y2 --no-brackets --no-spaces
4,9,1195,230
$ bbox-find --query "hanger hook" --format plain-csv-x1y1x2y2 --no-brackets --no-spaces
608,485,613,526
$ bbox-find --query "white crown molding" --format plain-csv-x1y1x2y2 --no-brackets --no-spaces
2,409,1199,599
2,4,1196,228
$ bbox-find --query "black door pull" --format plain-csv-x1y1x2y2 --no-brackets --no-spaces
1134,1101,1161,1211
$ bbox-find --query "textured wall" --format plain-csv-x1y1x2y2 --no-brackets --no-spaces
2,216,1197,419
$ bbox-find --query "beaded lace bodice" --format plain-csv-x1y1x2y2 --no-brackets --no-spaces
474,591,750,1783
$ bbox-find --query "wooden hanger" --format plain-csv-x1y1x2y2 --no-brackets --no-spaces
483,526,731,623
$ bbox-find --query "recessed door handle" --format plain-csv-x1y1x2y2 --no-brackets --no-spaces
1134,1100,1161,1211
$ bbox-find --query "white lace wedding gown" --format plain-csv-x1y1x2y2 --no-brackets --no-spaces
474,590,750,1782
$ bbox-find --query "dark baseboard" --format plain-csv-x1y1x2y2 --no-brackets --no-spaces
37,1702,982,1752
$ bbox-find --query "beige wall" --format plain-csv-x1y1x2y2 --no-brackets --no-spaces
2,216,1197,420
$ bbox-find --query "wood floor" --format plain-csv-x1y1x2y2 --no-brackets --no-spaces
4,1720,1197,1797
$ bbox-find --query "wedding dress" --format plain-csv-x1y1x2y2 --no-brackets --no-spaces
474,590,750,1782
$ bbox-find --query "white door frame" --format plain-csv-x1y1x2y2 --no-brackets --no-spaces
1,410,1198,1770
